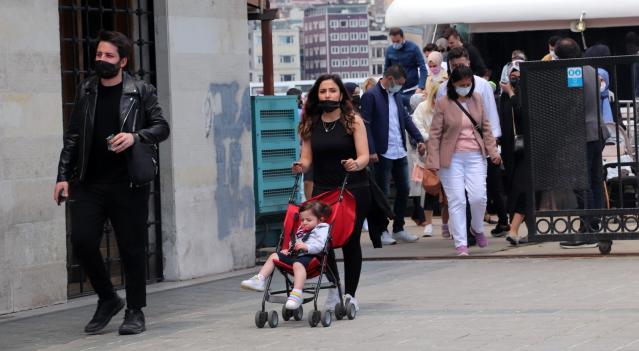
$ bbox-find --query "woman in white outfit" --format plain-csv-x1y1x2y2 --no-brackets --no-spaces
411,82,442,237
425,66,501,255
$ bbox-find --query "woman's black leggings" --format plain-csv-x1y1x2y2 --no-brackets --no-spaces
314,185,371,297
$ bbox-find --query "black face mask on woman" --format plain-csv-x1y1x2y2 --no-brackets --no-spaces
94,60,121,79
317,100,341,113
351,95,361,108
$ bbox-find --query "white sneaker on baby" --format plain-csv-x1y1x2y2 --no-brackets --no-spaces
285,290,303,310
240,275,265,292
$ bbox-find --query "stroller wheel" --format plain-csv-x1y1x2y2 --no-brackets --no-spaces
281,305,292,321
293,306,303,321
255,311,267,328
308,310,321,327
334,303,345,320
267,310,278,328
321,310,332,327
346,302,357,320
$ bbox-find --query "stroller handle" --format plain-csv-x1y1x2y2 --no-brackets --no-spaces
288,173,303,204
288,172,351,204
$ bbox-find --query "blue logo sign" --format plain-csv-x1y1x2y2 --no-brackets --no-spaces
567,67,583,88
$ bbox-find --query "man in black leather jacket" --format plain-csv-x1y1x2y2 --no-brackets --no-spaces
53,31,169,335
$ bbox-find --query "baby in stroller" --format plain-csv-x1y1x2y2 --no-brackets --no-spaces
241,201,331,310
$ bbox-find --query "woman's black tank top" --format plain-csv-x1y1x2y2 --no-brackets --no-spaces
311,119,368,189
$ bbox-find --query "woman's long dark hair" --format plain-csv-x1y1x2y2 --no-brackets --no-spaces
299,74,356,140
446,65,475,100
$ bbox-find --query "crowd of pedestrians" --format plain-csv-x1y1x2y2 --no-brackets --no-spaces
276,26,639,272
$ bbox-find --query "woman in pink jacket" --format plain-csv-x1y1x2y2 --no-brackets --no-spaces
426,66,501,256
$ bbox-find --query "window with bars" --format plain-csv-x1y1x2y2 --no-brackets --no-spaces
58,0,163,298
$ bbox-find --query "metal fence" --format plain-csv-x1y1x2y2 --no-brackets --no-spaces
520,55,639,254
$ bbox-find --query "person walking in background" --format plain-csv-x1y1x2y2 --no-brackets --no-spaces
541,35,561,61
426,66,501,256
422,43,438,62
553,38,609,249
412,82,443,237
426,51,448,91
54,30,170,335
443,27,487,77
499,65,528,245
361,65,426,245
345,82,362,112
293,74,370,312
385,27,428,112
499,50,526,86
408,93,427,227
363,77,379,93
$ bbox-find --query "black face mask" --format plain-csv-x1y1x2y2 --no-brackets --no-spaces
351,95,361,107
317,100,341,113
94,60,121,79
509,77,520,90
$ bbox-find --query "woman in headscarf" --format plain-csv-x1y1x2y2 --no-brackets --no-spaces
499,64,528,245
425,51,448,92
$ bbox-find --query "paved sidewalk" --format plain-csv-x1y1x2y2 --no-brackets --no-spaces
3,257,639,350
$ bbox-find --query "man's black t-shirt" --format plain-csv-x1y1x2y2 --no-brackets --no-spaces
85,82,129,183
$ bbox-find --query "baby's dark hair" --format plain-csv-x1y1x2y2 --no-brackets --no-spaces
299,201,332,221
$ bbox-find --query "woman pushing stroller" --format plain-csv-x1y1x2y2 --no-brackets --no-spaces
241,201,332,310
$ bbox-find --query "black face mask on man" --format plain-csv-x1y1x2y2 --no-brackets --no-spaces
94,60,121,79
317,100,341,113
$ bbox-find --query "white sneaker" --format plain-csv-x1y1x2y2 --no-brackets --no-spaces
422,224,433,237
240,275,265,292
324,287,340,311
392,230,418,243
344,293,360,312
381,231,397,245
285,290,303,310
362,219,369,232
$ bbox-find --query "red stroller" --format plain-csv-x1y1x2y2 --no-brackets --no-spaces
254,174,358,328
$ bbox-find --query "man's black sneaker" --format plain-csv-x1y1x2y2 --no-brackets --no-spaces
84,295,125,334
490,224,511,237
559,241,598,249
119,309,146,335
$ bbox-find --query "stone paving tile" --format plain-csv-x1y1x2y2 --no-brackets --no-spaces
3,258,639,350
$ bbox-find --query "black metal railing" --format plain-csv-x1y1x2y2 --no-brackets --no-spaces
520,55,639,254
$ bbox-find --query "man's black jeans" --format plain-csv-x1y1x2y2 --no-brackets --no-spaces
70,182,150,309
374,155,409,233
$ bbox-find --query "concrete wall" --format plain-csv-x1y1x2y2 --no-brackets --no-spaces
0,0,67,314
155,0,256,280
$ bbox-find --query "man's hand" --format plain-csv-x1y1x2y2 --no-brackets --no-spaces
369,154,379,163
417,142,426,155
293,242,308,252
109,133,135,153
280,249,289,255
53,181,69,205
491,154,502,165
415,88,424,94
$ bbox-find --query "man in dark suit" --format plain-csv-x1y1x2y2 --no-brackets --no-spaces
360,65,425,245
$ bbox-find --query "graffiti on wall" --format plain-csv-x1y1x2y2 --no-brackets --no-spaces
202,81,254,240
